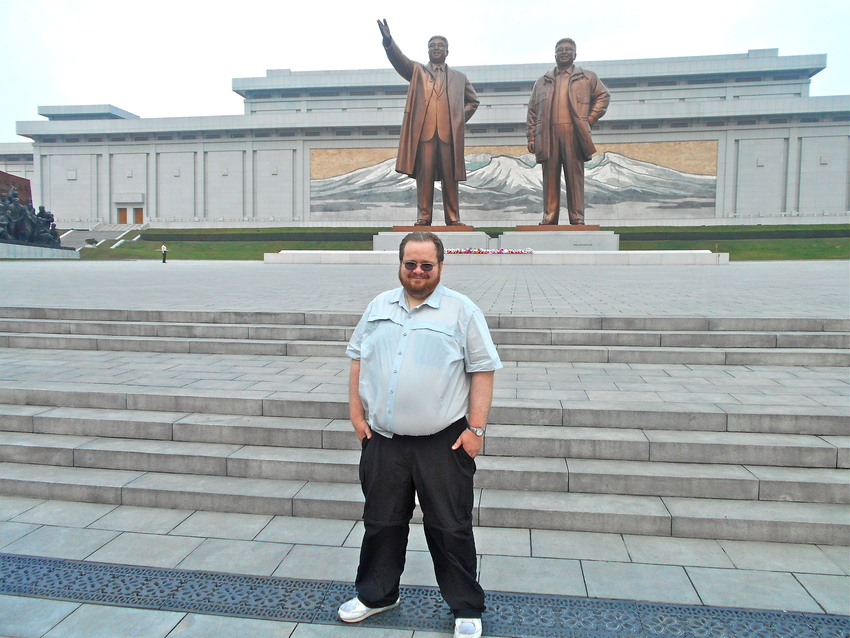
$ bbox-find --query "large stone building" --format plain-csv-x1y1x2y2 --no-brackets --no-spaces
2,48,848,228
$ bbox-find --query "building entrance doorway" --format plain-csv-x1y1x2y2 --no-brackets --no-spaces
117,207,144,224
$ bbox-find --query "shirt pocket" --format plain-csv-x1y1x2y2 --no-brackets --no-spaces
410,322,462,359
361,315,401,361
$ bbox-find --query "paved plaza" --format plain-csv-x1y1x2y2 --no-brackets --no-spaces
0,259,847,637
1,259,848,317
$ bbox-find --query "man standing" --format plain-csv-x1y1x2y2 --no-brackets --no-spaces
527,38,610,225
378,20,480,226
161,243,167,263
339,232,501,638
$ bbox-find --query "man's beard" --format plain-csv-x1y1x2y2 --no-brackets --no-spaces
399,269,439,299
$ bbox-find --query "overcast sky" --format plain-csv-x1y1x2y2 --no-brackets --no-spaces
3,0,848,144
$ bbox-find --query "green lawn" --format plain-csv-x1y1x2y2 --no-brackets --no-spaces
619,238,850,261
80,240,373,260
78,224,850,261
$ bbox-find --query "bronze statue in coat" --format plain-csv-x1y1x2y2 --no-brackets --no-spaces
527,38,609,225
379,20,479,225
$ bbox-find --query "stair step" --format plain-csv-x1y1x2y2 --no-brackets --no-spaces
645,430,840,467
0,430,846,503
478,490,848,544
7,318,846,349
0,307,362,326
2,329,847,366
0,461,144,504
486,424,651,460
121,470,305,515
1,393,847,436
497,329,850,349
174,413,333,448
663,497,850,545
4,405,846,466
0,318,353,341
497,344,849,366
4,307,848,332
566,458,849,503
744,465,850,503
1,461,844,542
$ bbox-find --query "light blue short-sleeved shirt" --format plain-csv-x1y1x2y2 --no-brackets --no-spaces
347,283,502,438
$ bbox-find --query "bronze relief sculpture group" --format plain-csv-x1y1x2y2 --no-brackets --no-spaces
379,20,610,227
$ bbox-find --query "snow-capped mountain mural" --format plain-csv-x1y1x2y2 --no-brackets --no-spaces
310,152,716,222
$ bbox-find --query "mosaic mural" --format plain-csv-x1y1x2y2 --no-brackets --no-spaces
310,141,718,223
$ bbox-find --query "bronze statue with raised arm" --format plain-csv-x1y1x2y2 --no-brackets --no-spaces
378,19,480,226
527,39,610,225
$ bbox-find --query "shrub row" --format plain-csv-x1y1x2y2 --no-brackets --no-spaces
140,231,376,242
614,228,849,241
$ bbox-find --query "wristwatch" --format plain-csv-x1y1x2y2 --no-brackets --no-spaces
466,425,485,437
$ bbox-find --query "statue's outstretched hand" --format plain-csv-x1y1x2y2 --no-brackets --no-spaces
377,19,391,42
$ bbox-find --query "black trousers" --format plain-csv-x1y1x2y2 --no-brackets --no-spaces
355,417,484,618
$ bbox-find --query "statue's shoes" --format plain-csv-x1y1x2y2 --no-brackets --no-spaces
446,221,464,226
414,219,432,226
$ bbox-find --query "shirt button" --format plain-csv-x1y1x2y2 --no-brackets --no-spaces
393,370,397,373
403,333,407,336
389,390,394,394
387,409,392,414
398,351,402,355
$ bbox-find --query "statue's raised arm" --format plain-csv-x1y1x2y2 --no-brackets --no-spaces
377,19,391,45
378,18,415,82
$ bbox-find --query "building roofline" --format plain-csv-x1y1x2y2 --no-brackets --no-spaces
16,95,849,140
232,49,827,95
37,105,139,121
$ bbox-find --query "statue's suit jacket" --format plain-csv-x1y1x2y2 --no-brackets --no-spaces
526,66,609,163
384,38,479,181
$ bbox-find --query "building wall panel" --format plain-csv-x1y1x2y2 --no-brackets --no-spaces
799,136,849,212
45,154,95,219
254,149,294,221
204,150,244,220
156,152,196,221
735,138,786,215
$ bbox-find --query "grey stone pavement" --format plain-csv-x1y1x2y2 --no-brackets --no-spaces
0,498,849,637
0,260,848,636
0,259,848,317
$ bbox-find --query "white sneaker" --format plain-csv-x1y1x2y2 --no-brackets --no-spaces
337,596,400,623
454,617,482,638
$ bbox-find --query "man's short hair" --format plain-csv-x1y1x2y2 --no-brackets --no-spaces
399,232,445,263
429,35,449,48
555,38,576,50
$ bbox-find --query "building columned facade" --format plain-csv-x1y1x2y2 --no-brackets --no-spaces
2,48,848,228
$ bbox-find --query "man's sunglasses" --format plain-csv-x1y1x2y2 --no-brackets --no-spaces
403,261,438,272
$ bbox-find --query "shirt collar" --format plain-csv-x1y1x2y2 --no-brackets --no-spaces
429,62,445,73
392,283,445,312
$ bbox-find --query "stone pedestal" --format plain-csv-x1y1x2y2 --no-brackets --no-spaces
373,229,493,251
0,241,79,259
514,224,601,231
500,230,619,251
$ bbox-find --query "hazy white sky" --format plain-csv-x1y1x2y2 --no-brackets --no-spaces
3,0,848,143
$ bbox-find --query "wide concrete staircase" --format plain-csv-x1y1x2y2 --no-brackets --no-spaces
0,306,847,546
1,307,847,366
